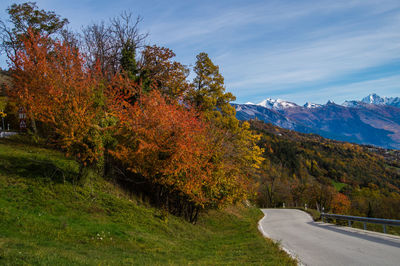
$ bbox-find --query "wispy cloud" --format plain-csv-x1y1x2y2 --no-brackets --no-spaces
1,0,399,104
143,0,400,103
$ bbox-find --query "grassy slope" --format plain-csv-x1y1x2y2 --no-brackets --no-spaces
0,138,295,265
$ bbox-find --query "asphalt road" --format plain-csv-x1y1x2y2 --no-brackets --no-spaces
259,209,400,266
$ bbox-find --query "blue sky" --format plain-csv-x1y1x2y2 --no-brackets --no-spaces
1,0,400,105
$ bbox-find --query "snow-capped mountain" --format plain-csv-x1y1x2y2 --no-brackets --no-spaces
360,93,400,107
361,93,385,105
342,100,360,107
256,98,298,110
235,94,400,150
246,93,400,110
304,102,322,108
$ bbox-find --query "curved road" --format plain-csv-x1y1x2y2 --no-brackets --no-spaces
259,209,400,266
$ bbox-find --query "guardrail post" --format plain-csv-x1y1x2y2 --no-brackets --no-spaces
321,208,325,223
348,220,351,227
383,225,387,234
363,222,367,230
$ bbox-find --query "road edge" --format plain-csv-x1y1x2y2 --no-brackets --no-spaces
258,210,304,266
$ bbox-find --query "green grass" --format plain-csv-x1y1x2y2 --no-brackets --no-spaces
0,138,295,265
350,221,400,236
294,208,321,221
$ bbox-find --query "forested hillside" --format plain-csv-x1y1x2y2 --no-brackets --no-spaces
235,100,400,150
252,120,400,219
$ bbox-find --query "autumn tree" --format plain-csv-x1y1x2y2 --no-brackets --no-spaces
0,2,68,57
106,61,261,221
139,45,190,100
305,182,336,211
107,79,215,222
1,2,70,134
9,29,104,180
331,193,351,214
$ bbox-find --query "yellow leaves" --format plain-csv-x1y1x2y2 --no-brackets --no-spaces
251,145,264,169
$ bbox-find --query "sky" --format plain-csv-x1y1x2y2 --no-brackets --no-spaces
1,0,400,105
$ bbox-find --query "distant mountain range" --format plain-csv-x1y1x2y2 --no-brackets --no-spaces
234,94,400,150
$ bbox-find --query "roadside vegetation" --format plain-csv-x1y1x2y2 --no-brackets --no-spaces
0,138,295,265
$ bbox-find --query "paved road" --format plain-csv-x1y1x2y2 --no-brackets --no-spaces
259,209,400,266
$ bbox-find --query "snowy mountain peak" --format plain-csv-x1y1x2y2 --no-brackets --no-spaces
257,98,298,110
361,93,384,105
245,94,400,110
304,102,321,108
358,94,400,107
342,100,359,107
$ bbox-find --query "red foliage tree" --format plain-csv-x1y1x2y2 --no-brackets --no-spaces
107,75,258,220
331,193,351,214
108,81,214,207
9,29,104,172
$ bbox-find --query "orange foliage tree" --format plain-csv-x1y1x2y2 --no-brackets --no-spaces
331,193,351,214
107,73,260,221
9,29,104,175
108,81,216,221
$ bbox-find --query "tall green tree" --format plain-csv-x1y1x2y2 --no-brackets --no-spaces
189,52,236,126
188,52,264,205
120,39,138,79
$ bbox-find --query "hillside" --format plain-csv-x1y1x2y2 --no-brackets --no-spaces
251,120,400,220
0,137,294,265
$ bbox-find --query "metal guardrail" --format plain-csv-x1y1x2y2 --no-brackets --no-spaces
321,213,400,234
